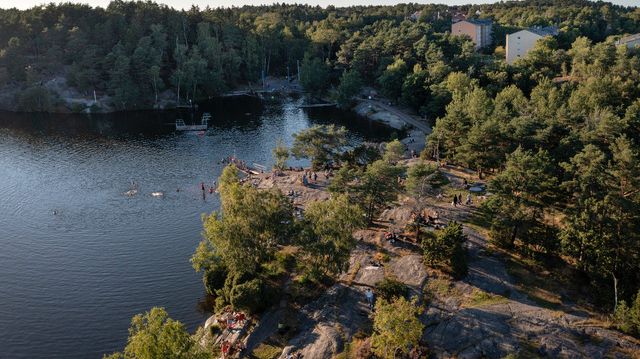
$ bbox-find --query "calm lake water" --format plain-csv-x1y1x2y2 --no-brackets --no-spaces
0,96,395,359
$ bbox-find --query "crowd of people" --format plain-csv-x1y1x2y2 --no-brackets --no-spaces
216,309,249,359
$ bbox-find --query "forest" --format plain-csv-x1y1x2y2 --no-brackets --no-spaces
0,0,639,112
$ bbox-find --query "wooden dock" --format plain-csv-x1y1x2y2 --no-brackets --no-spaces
297,103,336,109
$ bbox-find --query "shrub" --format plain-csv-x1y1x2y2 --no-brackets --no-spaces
614,290,640,336
376,278,408,302
230,278,266,314
202,264,227,295
450,241,468,279
423,221,468,278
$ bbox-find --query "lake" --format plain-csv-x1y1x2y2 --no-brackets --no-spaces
0,95,395,358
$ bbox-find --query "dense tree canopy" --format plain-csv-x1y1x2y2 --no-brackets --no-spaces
1,0,637,111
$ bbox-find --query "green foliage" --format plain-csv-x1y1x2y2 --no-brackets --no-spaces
272,139,289,171
484,147,557,251
559,139,640,308
377,58,408,102
371,297,424,359
103,307,209,359
328,165,361,195
229,278,267,314
192,165,293,312
338,144,381,167
291,125,347,170
614,291,640,336
299,52,330,96
335,70,363,109
354,159,404,222
299,195,366,278
405,162,438,198
422,221,468,278
0,0,638,115
375,278,408,302
382,139,405,164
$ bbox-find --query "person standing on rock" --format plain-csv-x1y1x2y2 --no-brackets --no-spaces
365,288,375,310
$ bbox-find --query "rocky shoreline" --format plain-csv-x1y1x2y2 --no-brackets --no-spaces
196,158,640,359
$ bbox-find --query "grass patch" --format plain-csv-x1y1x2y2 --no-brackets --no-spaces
526,290,562,310
373,251,390,263
346,261,361,284
464,288,509,308
250,343,283,359
466,209,492,232
505,258,563,310
426,278,453,297
504,339,542,359
424,277,465,304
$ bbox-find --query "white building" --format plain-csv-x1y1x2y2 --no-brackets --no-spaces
616,34,640,49
505,26,558,65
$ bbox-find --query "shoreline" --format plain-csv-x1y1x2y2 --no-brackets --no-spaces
0,88,431,152
0,76,303,114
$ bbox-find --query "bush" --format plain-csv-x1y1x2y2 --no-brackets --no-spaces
230,278,266,314
376,278,408,301
450,242,468,279
405,162,437,198
423,221,468,278
614,290,640,336
202,263,227,295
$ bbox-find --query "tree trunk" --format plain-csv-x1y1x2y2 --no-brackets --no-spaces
510,224,518,247
177,76,181,105
152,76,158,106
613,272,618,310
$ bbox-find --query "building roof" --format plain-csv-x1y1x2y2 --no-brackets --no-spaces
617,33,640,45
464,18,493,26
528,26,559,37
509,26,558,38
451,12,467,23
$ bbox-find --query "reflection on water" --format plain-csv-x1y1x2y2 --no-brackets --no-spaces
0,96,394,359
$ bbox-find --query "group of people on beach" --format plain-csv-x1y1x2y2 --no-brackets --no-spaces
301,170,319,186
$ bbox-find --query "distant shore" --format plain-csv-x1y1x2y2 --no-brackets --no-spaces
0,76,303,114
